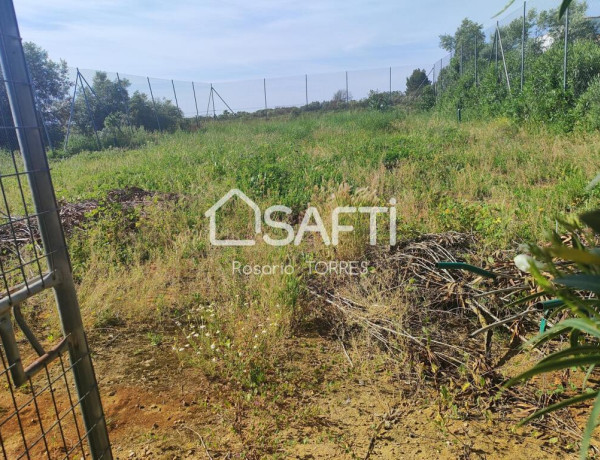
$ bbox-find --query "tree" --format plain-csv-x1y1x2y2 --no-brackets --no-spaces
439,18,485,62
331,89,351,103
406,69,431,96
128,91,182,132
73,71,130,135
0,42,70,149
537,0,597,43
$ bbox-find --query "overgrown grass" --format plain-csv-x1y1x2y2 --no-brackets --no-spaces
24,108,600,397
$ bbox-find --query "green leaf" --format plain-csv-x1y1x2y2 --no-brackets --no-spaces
539,346,600,364
581,210,600,235
580,391,600,459
529,318,600,348
554,274,600,294
550,246,600,266
518,391,599,426
493,0,516,18
507,355,600,387
559,0,572,19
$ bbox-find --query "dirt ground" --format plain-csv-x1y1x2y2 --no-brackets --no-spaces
91,330,575,460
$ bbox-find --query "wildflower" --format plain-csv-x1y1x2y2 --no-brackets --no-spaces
514,254,547,273
199,325,206,330
193,333,199,338
178,347,185,352
210,343,216,350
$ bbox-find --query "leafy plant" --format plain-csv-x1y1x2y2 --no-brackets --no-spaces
506,209,600,459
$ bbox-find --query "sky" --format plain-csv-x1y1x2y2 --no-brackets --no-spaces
14,0,525,83
13,0,589,114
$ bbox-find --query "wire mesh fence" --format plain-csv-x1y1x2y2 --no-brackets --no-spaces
5,0,593,155
0,0,112,457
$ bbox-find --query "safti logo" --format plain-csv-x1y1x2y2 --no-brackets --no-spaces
205,188,397,247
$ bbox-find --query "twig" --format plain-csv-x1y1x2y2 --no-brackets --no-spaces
182,425,213,460
338,338,354,368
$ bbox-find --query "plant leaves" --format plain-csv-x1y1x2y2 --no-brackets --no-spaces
529,318,600,348
554,274,600,294
518,391,599,426
550,246,600,266
581,210,600,235
580,391,600,459
559,0,572,19
539,346,600,364
507,355,600,386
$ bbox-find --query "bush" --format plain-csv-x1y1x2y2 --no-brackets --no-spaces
575,76,600,131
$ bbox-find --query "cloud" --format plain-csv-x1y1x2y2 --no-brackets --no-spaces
15,0,509,81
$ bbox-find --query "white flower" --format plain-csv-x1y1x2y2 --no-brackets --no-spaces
210,343,216,350
261,330,267,334
178,347,185,352
514,254,547,273
193,333,199,338
199,325,206,330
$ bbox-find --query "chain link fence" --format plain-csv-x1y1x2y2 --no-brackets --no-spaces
0,0,112,457
3,0,595,155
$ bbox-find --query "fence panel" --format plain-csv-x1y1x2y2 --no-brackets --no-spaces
0,0,111,458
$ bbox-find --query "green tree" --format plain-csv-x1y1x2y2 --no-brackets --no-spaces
439,18,485,62
406,69,431,96
73,71,130,135
0,42,70,148
128,91,182,132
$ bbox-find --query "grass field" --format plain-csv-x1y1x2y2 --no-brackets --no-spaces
20,108,600,457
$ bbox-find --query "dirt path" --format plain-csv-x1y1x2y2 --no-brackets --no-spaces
90,331,572,459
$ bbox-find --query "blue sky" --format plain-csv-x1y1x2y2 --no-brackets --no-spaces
13,0,535,83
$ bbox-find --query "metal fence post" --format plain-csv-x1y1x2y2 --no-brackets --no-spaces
192,81,200,127
497,22,511,93
147,77,161,131
305,74,308,106
495,29,499,80
474,35,478,87
521,1,526,91
263,78,267,116
171,79,179,110
345,71,349,103
563,5,569,91
0,0,112,457
78,70,102,149
63,73,78,151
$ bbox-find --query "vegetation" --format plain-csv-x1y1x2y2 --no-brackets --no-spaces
436,1,600,132
23,108,595,455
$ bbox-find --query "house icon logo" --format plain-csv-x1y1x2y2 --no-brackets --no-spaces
204,189,261,246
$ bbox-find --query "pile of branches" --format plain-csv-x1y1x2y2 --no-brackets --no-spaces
307,232,545,376
0,186,174,255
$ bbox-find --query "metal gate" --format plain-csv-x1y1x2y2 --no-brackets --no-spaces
0,0,112,458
